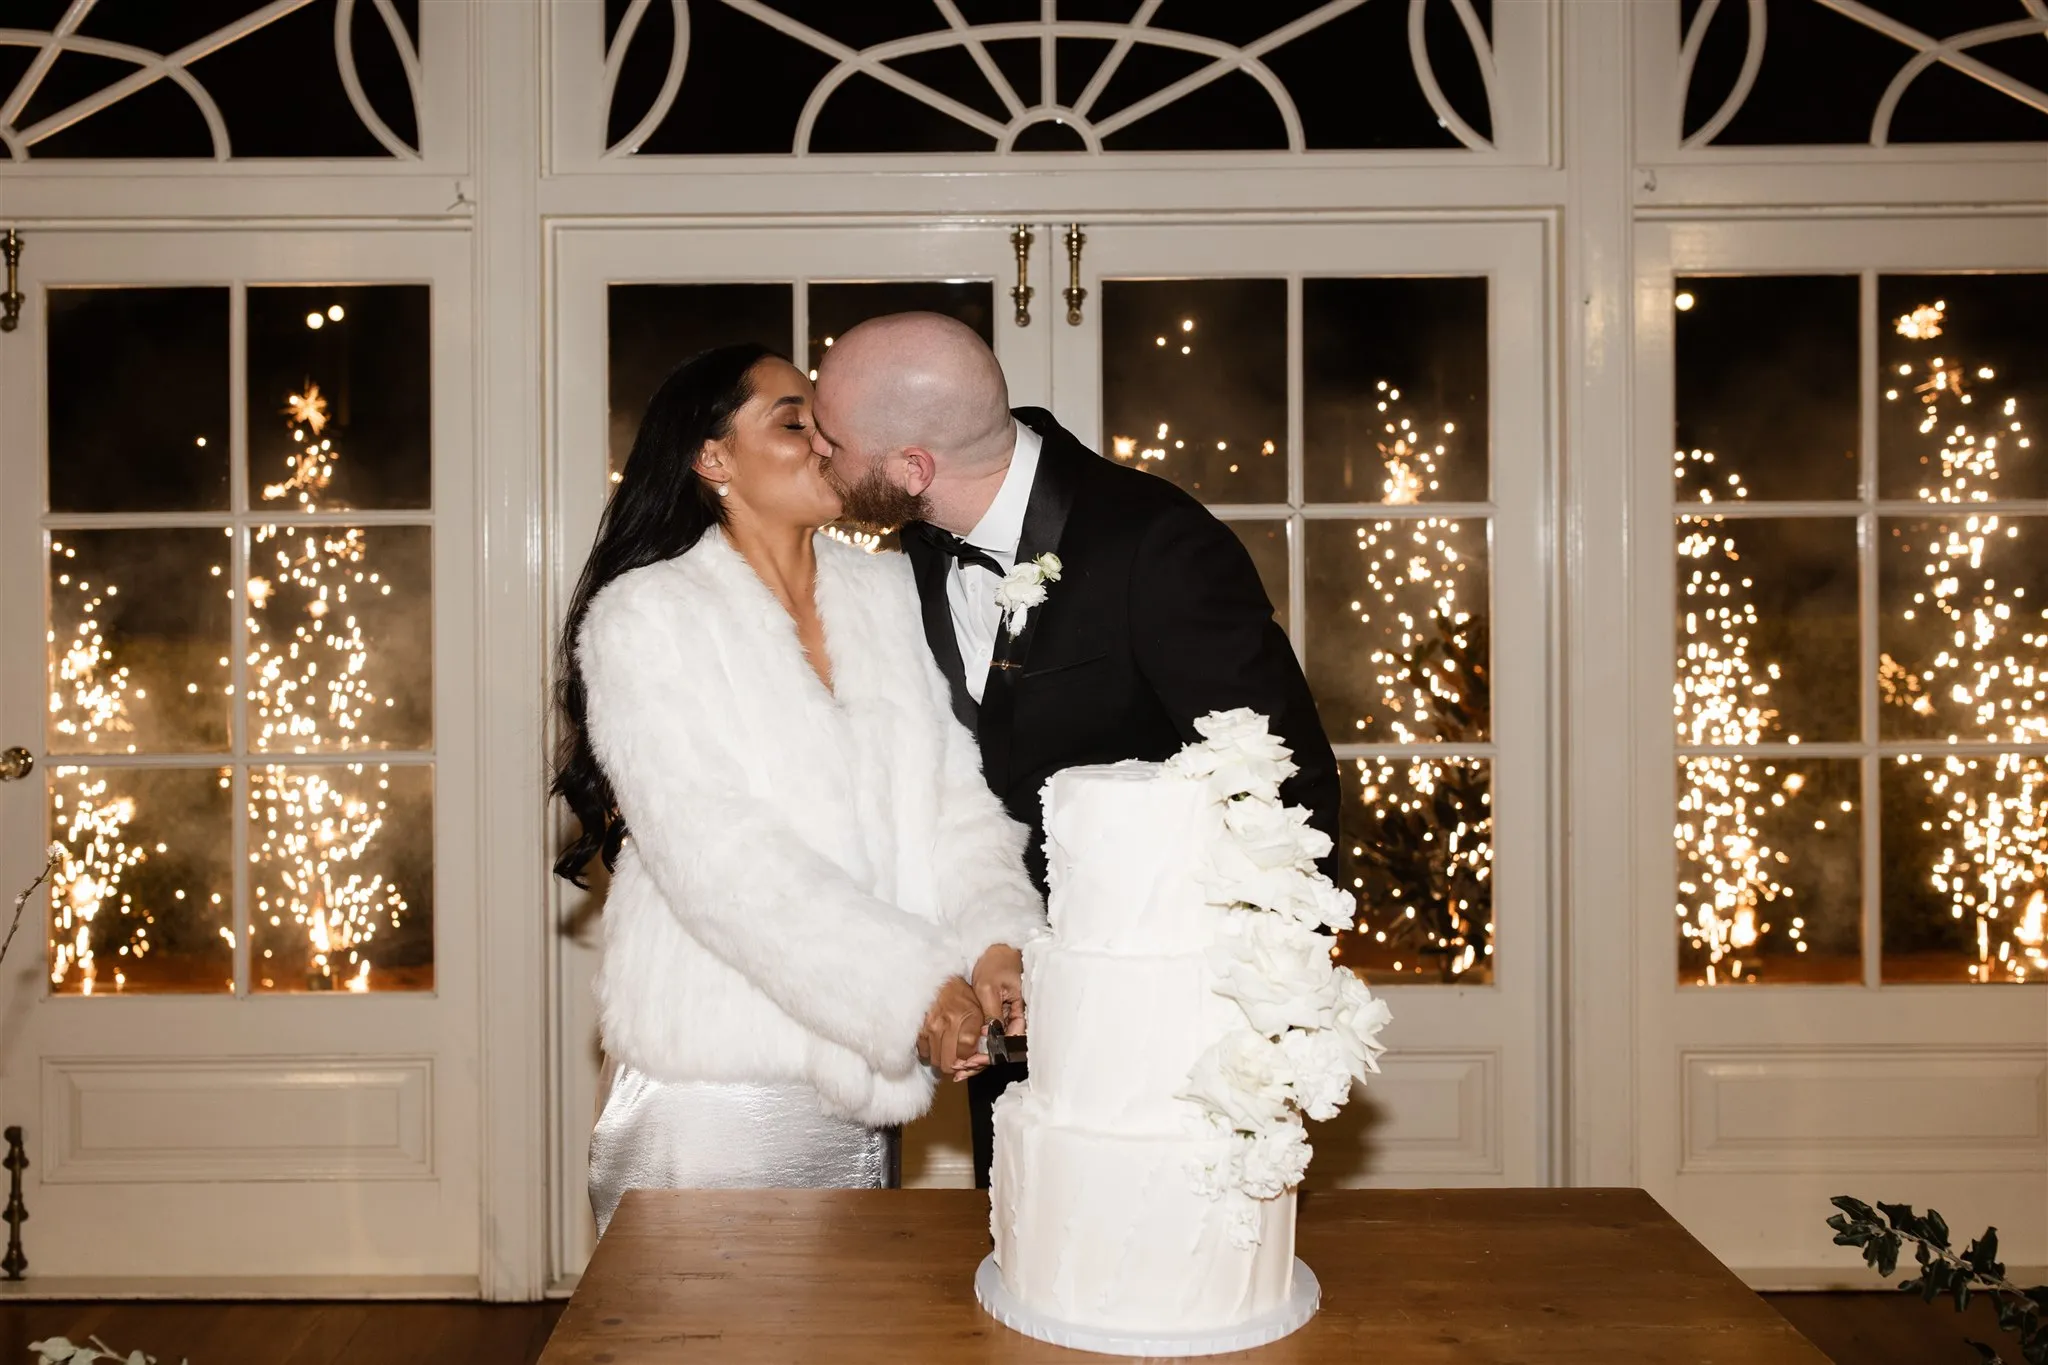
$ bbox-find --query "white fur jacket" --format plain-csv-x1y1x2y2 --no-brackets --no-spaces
578,531,1045,1126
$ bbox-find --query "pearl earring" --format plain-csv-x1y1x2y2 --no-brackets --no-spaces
714,483,730,498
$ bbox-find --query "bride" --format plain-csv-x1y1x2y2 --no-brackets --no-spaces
552,343,1043,1234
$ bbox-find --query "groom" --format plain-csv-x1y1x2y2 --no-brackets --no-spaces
812,312,1340,1187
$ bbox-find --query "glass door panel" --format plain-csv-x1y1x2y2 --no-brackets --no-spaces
1053,219,1550,1186
0,229,478,1280
1101,278,1288,503
1670,268,2048,987
1092,257,1500,986
607,283,795,479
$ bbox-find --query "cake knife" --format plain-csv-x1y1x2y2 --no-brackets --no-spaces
980,1019,1028,1064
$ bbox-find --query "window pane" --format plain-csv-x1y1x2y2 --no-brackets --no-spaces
807,281,994,374
1303,277,1488,503
1677,755,1862,986
48,764,234,995
1676,515,1859,746
250,762,433,993
1878,515,2048,744
1305,516,1489,744
47,528,232,755
247,285,431,510
1682,1,2048,146
25,1,420,158
1102,279,1287,504
619,4,1489,155
1675,276,1859,503
1881,753,2046,985
1879,274,2048,501
1225,518,1289,626
608,283,794,477
1890,747,2048,986
1336,755,1492,985
47,287,228,512
245,524,432,752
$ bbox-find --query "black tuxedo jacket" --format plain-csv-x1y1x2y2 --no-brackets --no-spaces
904,407,1341,890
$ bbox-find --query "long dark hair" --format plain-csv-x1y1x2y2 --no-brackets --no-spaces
551,342,780,886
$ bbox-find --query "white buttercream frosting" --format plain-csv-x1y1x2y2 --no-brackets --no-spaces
1040,760,1222,954
990,1088,1295,1331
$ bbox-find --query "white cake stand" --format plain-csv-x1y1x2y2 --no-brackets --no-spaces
974,1255,1320,1357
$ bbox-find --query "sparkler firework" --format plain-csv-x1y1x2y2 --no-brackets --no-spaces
1882,303,2046,983
247,384,411,991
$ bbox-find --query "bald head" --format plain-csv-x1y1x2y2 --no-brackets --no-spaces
814,312,1013,470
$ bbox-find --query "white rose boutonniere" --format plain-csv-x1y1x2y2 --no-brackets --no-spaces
993,551,1063,638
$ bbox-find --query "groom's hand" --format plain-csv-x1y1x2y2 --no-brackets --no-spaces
919,976,988,1080
970,943,1026,1038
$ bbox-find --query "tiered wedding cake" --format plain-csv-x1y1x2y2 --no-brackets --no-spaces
979,711,1392,1355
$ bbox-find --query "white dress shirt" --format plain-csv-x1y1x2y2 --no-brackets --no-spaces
948,421,1042,704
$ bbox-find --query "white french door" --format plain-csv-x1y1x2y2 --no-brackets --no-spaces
0,230,482,1287
1049,219,1555,1188
548,216,1555,1278
1632,216,2048,1283
549,221,1049,1278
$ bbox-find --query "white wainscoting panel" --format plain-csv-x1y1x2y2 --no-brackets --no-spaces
1681,1046,2048,1175
42,1056,435,1184
1308,1049,1500,1184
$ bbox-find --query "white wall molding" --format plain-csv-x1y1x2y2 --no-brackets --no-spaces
1559,0,1640,1191
1681,1046,2048,1175
529,166,1572,221
41,1056,434,1184
473,0,551,1304
1309,1049,1502,1182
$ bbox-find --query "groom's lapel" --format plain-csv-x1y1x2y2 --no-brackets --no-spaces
903,523,978,731
977,410,1081,795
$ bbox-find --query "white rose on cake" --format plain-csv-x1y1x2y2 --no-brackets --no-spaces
1328,967,1394,1075
1208,913,1343,1037
1276,1027,1362,1122
1180,1030,1295,1132
1207,861,1358,934
1166,707,1298,802
1219,796,1334,870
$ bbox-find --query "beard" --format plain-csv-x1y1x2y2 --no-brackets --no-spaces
827,457,930,532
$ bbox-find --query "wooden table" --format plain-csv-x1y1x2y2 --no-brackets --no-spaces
540,1188,1831,1363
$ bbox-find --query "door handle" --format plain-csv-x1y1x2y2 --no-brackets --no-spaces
1009,225,1034,327
1061,224,1086,326
0,748,32,782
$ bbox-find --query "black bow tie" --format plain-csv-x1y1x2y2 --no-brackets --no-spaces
915,524,1007,577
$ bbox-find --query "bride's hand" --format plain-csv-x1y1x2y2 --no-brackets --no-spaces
970,944,1026,1038
919,976,987,1080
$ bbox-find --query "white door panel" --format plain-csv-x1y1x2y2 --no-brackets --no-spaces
0,230,481,1284
1633,215,2048,1282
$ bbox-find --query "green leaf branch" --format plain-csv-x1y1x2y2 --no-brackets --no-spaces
1828,1196,2048,1365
